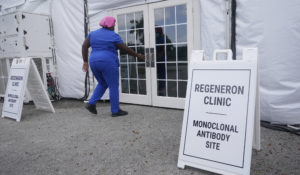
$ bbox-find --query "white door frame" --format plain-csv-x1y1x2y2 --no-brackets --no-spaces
113,4,152,105
149,0,193,109
113,0,193,109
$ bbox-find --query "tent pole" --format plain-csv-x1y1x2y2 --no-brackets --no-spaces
231,0,236,60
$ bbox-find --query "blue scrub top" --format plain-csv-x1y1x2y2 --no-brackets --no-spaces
88,28,123,66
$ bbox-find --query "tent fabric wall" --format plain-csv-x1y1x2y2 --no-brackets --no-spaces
51,0,85,98
0,0,50,15
199,0,227,60
234,0,300,124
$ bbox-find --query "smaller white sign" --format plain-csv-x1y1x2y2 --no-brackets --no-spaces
2,58,54,122
178,49,258,175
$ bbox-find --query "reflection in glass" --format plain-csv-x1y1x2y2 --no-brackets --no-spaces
178,63,187,80
119,31,126,42
129,63,137,78
166,45,176,61
120,55,127,63
154,8,164,26
127,30,135,46
117,11,147,96
128,47,136,62
139,80,146,95
167,63,176,79
121,79,129,93
156,45,165,62
155,27,165,44
165,7,175,25
177,25,187,42
136,29,144,45
177,44,187,61
157,63,166,79
130,79,137,94
168,81,177,97
176,5,187,23
120,64,128,78
137,47,145,62
157,80,166,96
137,64,145,79
117,15,126,31
165,26,175,43
178,81,187,98
135,12,144,28
126,13,134,30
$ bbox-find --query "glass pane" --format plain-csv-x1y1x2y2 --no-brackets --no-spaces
137,64,145,79
138,80,146,95
120,64,128,78
178,81,187,98
129,63,137,78
119,31,126,42
156,45,165,62
128,47,136,62
177,44,187,61
137,47,145,62
130,79,137,94
157,63,166,79
157,80,166,96
166,44,176,61
126,13,135,30
165,26,175,43
117,14,126,31
165,7,175,25
154,8,164,26
167,81,177,97
127,30,135,46
121,79,129,93
177,25,187,42
167,63,176,80
120,55,127,63
135,12,144,28
155,27,165,44
136,29,144,45
176,5,187,23
178,63,187,80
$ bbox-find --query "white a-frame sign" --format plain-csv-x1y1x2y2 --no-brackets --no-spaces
178,49,260,175
2,58,55,122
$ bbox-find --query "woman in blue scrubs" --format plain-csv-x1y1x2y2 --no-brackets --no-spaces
82,16,144,117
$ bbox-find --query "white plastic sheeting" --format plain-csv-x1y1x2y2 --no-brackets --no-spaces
51,0,85,98
0,0,49,15
199,0,300,124
237,0,300,124
199,0,227,60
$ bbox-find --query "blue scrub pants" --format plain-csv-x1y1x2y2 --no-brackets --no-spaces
88,61,120,113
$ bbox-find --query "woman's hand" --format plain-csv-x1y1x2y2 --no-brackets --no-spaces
82,62,89,72
137,53,145,60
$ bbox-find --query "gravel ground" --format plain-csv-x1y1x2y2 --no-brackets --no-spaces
0,99,299,175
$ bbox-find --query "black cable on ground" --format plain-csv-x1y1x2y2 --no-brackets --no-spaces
261,120,300,136
80,0,91,101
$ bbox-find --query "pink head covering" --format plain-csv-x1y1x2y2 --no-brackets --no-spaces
99,16,116,28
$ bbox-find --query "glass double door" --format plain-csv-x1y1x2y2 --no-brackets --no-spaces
113,0,191,109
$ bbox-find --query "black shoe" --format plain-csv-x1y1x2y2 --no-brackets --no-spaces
85,103,97,114
112,109,128,117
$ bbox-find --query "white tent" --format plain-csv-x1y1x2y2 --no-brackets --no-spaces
0,0,299,125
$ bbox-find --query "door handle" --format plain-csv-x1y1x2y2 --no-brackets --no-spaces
146,48,155,68
146,48,150,67
150,48,154,67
